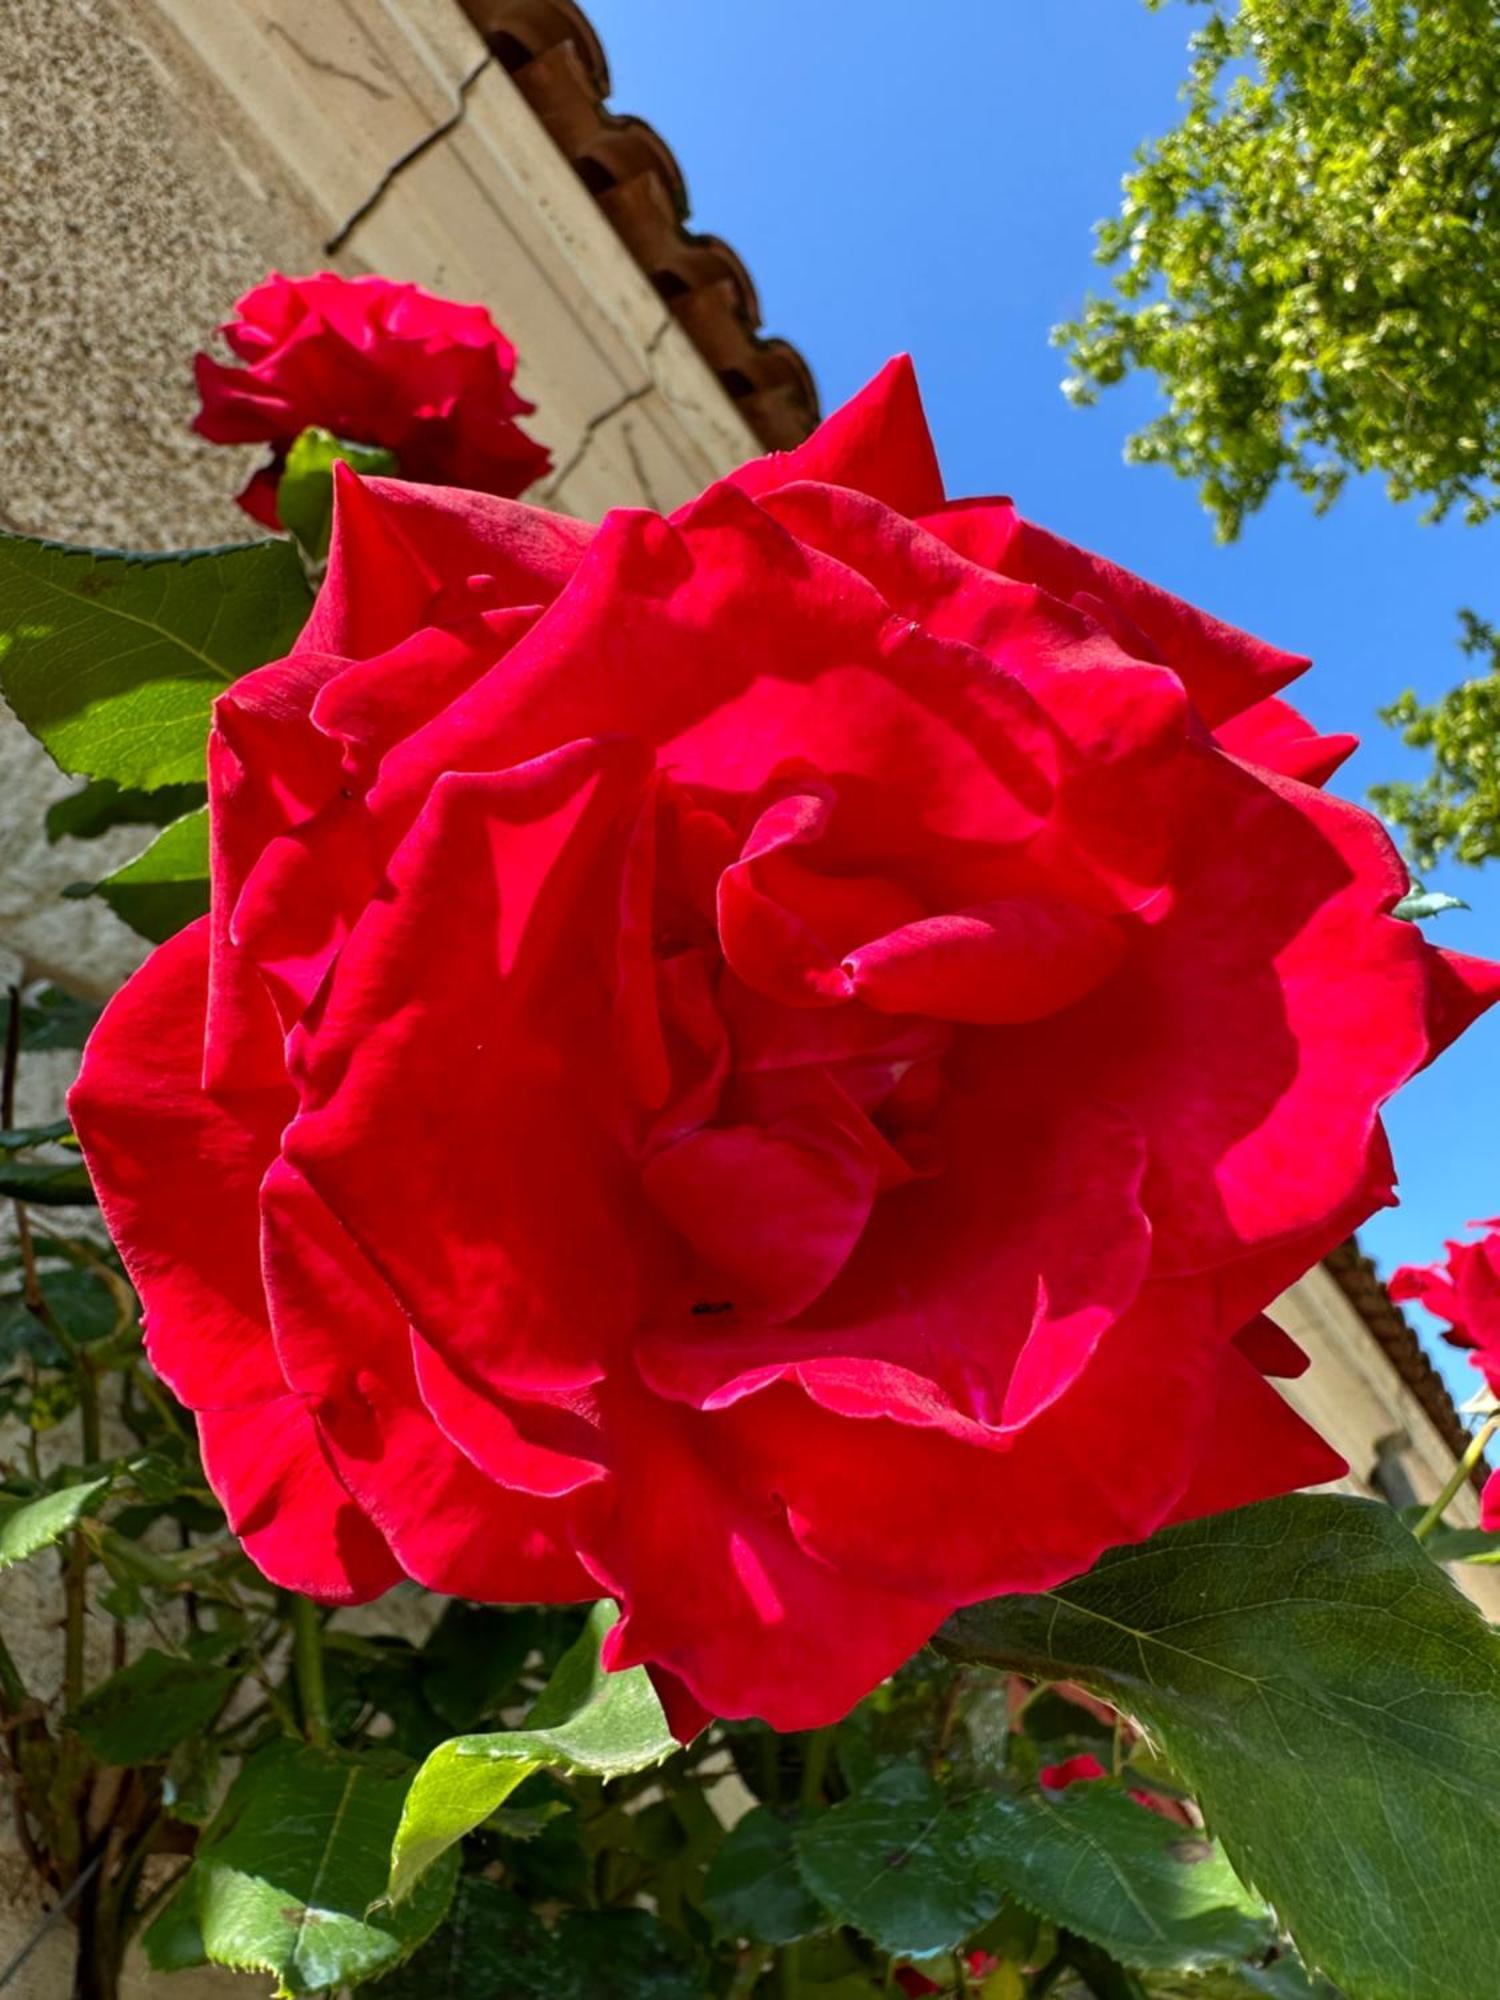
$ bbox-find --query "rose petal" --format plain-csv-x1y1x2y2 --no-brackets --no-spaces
1167,1342,1346,1521
844,896,1125,1025
198,1396,401,1604
1214,696,1357,787
725,354,944,517
583,1375,947,1731
284,744,653,1396
643,1115,879,1322
261,1160,595,1601
68,921,289,1412
923,499,1306,728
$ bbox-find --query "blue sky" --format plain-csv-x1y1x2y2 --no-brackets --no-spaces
583,0,1498,1402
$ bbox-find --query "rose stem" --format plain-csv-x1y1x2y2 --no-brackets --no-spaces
291,1595,330,1747
1412,1414,1500,1543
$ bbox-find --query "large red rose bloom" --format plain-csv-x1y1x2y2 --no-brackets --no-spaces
73,360,1500,1729
192,272,551,528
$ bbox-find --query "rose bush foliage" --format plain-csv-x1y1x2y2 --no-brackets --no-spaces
193,271,551,528
70,357,1500,1731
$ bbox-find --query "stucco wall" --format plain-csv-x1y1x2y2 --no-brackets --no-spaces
1,0,334,1005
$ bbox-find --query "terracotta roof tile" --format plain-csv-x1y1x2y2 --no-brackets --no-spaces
457,0,821,450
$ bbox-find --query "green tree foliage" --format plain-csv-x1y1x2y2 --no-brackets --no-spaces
1058,0,1500,865
1058,0,1500,541
1372,612,1500,866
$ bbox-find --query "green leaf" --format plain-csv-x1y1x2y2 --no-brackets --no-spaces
277,428,397,561
125,1447,194,1506
15,987,99,1051
1416,1519,1500,1564
1143,1957,1339,1999
0,1250,111,1361
0,1272,116,1368
704,1806,829,1945
84,806,209,943
940,1495,1500,2000
1059,1942,1149,2000
378,1878,701,2000
0,532,312,788
0,1156,94,1206
142,1883,208,1973
388,1602,676,1903
486,1800,571,1841
66,1648,237,1764
0,1119,71,1151
1398,1503,1500,1565
35,1269,118,1346
971,1784,1270,1972
794,1764,999,1959
798,1765,1264,1968
0,1294,62,1367
418,1601,544,1730
0,1476,108,1569
1391,883,1468,922
46,777,206,845
163,1734,224,1826
188,1739,457,1995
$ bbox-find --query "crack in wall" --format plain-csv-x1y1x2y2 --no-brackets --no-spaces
540,316,675,505
266,21,394,101
619,419,663,512
324,54,490,255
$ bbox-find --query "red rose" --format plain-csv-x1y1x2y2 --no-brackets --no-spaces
72,358,1500,1730
1392,1226,1500,1526
192,272,551,528
1391,1224,1500,1369
1039,1753,1112,1790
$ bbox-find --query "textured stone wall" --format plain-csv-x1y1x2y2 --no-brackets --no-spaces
0,0,333,1008
1,0,324,553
